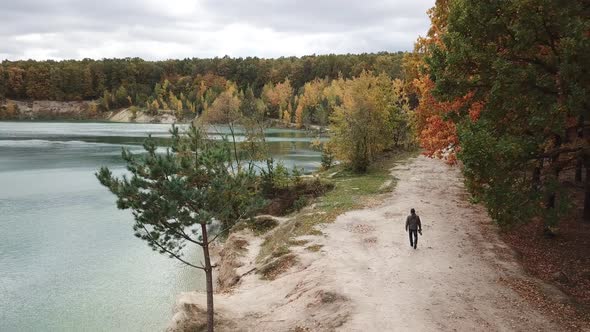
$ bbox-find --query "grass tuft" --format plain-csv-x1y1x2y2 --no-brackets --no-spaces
305,244,323,252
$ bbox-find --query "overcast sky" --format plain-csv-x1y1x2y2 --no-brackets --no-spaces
0,0,435,61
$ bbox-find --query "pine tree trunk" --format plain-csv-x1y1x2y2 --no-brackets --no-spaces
584,166,590,222
544,135,561,235
532,161,542,191
576,116,584,182
201,223,215,332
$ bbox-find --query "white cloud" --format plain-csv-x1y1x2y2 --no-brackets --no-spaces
0,0,435,60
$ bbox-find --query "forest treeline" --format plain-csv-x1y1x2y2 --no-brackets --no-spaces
0,53,405,119
408,0,590,226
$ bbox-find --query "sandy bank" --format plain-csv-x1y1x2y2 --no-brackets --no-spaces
0,99,190,123
107,108,180,123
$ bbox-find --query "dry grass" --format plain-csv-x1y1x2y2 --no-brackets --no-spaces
231,216,279,235
257,253,298,280
305,244,323,252
288,239,310,246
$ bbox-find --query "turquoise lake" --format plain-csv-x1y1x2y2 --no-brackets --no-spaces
0,121,321,331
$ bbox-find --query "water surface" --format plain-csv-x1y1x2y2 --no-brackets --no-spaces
0,121,321,331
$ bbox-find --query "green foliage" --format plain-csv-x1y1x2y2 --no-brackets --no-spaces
293,196,308,211
114,85,130,107
231,216,279,236
96,124,272,330
260,159,292,194
257,149,417,263
96,124,264,260
457,121,540,225
129,106,139,121
427,0,589,226
291,166,303,186
320,144,335,170
100,90,110,111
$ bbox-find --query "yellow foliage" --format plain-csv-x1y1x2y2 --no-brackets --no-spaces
88,102,98,114
329,71,411,172
294,78,328,128
282,102,292,126
203,83,241,124
5,101,18,117
262,79,293,119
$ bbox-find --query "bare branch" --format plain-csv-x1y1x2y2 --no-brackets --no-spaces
139,224,205,270
207,210,250,245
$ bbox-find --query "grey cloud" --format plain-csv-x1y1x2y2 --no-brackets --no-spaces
0,0,434,60
202,0,429,33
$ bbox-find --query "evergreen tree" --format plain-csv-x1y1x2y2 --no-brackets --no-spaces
96,125,263,332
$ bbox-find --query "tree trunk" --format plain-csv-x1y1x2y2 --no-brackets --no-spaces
546,135,562,209
201,223,215,332
532,160,542,191
585,165,590,222
544,135,561,235
576,116,584,182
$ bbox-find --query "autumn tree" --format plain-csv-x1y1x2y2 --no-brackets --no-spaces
203,82,241,124
294,78,328,128
6,67,25,99
2,100,18,119
428,0,590,225
262,79,293,119
330,71,412,172
114,85,130,108
25,65,51,100
402,0,471,163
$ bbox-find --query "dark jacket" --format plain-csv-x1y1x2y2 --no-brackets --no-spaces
405,213,422,231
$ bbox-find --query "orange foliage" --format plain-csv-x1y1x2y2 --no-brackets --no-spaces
194,73,227,92
409,0,483,164
414,76,482,164
262,79,292,110
294,79,326,128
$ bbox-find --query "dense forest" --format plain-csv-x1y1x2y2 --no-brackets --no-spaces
408,0,589,227
0,53,406,122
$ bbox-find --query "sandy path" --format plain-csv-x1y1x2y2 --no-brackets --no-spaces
320,156,558,331
171,156,563,331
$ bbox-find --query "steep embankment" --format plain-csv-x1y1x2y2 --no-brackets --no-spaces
169,156,588,332
0,99,184,123
107,108,178,123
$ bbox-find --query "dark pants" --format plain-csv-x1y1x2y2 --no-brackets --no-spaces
409,229,418,248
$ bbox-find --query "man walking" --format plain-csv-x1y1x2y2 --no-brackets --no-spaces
405,208,422,249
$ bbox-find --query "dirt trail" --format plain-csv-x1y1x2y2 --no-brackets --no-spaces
321,156,559,331
171,156,567,331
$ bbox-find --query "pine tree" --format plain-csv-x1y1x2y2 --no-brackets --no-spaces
96,125,263,332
